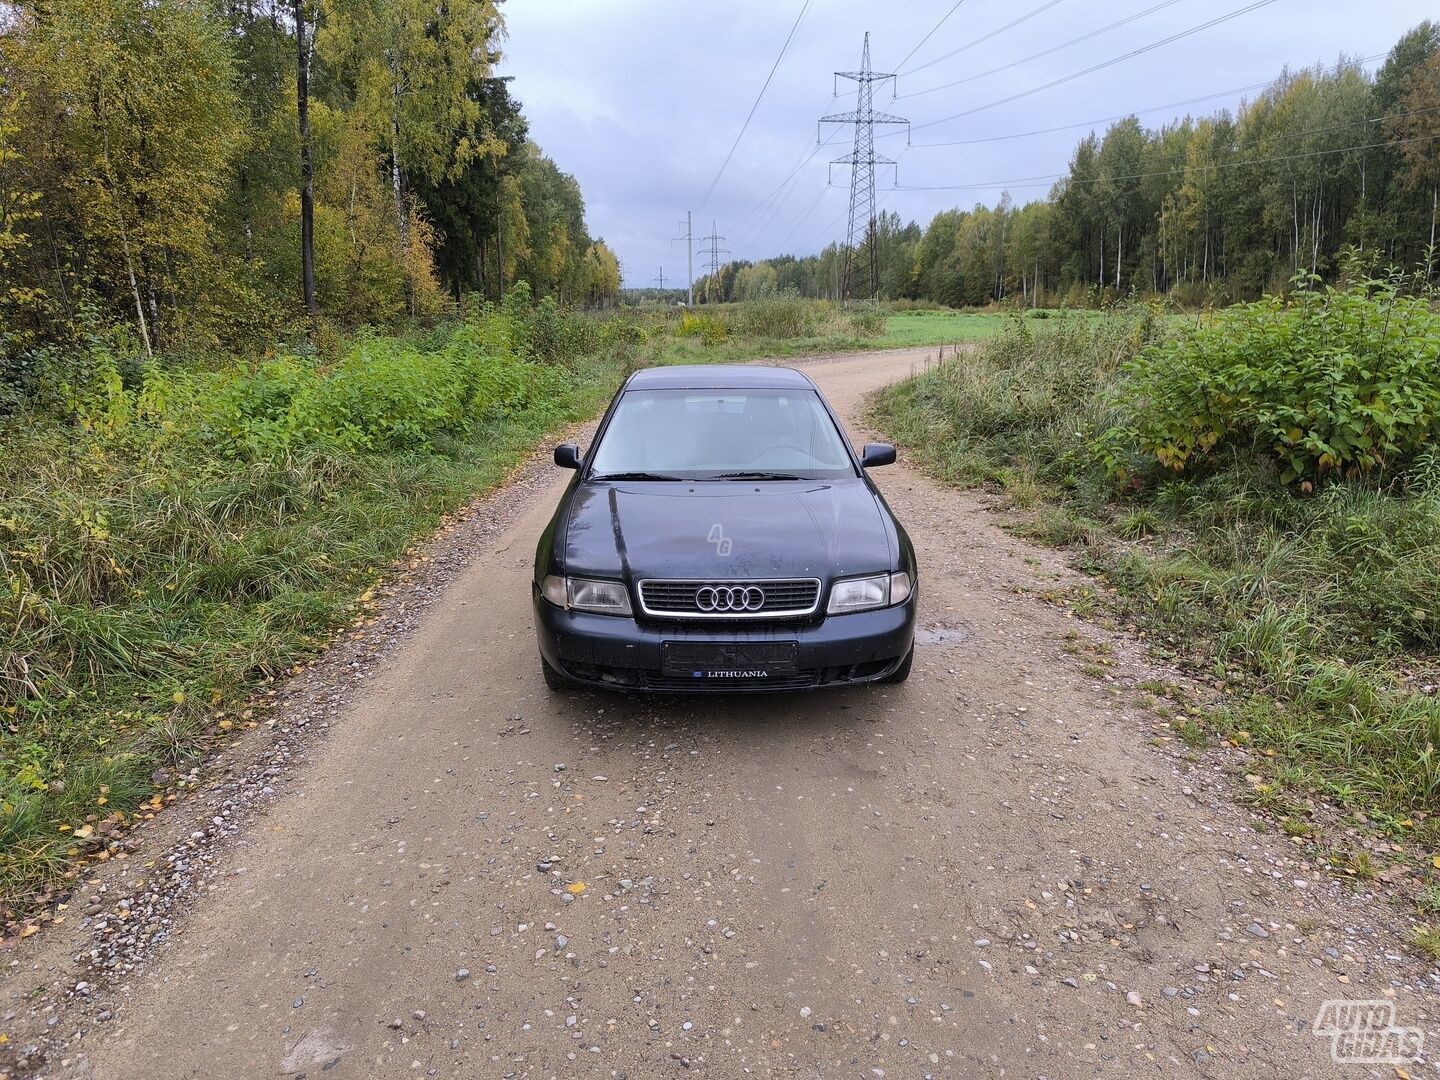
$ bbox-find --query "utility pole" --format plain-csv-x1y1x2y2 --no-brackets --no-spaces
674,213,694,306
819,33,908,304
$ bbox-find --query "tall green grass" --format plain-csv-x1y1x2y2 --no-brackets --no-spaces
875,285,1440,841
0,303,628,913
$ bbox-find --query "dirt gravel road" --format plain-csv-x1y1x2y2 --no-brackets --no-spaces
7,348,1438,1079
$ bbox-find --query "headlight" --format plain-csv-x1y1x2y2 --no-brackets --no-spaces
542,575,633,616
827,571,912,614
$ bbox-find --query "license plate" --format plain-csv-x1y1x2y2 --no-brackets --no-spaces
661,642,799,679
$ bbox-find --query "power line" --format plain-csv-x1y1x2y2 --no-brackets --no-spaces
695,0,814,215
877,0,921,32
893,131,1440,192
899,0,1188,100
910,0,1284,133
796,184,900,264
789,147,909,257
907,52,1390,147
895,0,970,72
729,127,854,256
729,151,820,254
899,0,1068,76
772,187,833,250
727,119,849,248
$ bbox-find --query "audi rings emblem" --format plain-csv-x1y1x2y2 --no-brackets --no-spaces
696,585,766,612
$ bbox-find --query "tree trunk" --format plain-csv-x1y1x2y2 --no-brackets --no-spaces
1098,222,1104,292
390,125,406,250
100,127,152,356
118,222,152,357
390,86,414,315
1429,185,1437,280
1292,178,1300,270
295,0,317,316
146,273,161,346
496,160,505,300
1115,223,1122,291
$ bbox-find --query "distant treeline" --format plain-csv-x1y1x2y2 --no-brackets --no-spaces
698,22,1440,307
0,0,619,380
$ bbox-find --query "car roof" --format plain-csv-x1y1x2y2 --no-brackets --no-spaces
624,365,816,391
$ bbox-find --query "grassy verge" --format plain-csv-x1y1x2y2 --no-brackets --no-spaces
873,283,1440,870
0,305,633,922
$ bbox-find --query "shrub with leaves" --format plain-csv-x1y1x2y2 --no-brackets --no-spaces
875,297,1440,836
1106,263,1440,485
677,310,728,345
738,295,813,338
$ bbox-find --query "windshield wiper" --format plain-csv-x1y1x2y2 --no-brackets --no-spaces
709,471,807,481
591,471,686,482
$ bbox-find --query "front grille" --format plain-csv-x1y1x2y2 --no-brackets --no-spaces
642,671,819,691
637,578,822,619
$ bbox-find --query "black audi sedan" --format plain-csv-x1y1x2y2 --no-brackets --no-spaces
531,364,916,693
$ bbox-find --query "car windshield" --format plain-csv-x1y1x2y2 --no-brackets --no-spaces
589,388,858,481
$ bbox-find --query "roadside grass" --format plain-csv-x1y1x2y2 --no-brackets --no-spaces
872,273,1440,859
0,306,633,920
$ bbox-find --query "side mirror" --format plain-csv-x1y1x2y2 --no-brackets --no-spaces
861,443,896,469
553,443,582,470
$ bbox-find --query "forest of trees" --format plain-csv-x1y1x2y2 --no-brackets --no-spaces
698,22,1440,308
0,0,619,370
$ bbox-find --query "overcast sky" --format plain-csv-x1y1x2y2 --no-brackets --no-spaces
500,0,1435,288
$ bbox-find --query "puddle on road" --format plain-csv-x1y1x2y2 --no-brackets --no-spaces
914,623,974,648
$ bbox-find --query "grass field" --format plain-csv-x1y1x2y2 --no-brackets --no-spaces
874,309,1102,349
640,304,1109,365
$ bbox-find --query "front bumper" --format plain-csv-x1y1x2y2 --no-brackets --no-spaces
532,587,916,693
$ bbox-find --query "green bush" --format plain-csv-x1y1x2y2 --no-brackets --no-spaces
70,311,574,459
1107,266,1440,484
677,310,729,344
847,307,888,337
873,295,1440,827
737,295,814,338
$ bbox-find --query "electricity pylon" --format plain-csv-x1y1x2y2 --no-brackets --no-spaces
820,33,908,303
701,221,729,278
695,222,729,303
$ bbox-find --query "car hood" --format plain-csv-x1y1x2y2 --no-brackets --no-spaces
558,479,893,582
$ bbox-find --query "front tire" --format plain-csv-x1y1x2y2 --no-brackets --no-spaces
879,647,913,684
542,657,576,692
